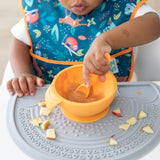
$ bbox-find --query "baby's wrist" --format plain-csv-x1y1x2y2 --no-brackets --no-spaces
100,32,113,52
16,71,33,77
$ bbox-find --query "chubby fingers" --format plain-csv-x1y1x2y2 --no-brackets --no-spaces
6,75,44,97
82,64,110,88
19,76,30,96
90,58,111,74
7,79,15,96
7,78,24,97
82,64,90,88
84,54,111,75
25,76,44,96
26,76,36,96
35,76,44,87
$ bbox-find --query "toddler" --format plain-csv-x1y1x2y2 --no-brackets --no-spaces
7,0,160,97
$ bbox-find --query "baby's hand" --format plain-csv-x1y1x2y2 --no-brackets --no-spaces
7,73,44,97
83,36,112,87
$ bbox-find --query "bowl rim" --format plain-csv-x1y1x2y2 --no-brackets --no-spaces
52,64,117,105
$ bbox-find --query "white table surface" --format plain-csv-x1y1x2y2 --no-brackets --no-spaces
0,82,160,160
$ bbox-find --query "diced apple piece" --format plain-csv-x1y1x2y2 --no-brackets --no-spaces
141,125,154,134
46,128,56,140
119,124,130,131
112,108,123,117
37,118,43,124
29,117,43,127
40,107,51,116
29,117,40,127
41,120,50,130
109,136,118,146
38,100,46,107
138,110,147,119
126,117,137,125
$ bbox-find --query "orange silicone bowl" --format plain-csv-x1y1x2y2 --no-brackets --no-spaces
45,64,117,123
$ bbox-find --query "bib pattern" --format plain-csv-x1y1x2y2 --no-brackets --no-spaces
21,0,144,83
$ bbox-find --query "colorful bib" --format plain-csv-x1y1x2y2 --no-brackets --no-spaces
20,0,147,83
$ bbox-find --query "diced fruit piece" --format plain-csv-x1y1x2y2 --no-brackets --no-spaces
126,117,137,125
138,110,147,119
119,124,130,131
38,100,46,107
37,118,43,124
40,107,51,116
41,120,50,130
46,128,56,140
109,136,118,146
30,117,40,127
30,117,43,127
141,125,154,134
112,108,123,117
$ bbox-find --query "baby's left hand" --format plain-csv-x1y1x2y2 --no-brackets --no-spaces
83,35,112,87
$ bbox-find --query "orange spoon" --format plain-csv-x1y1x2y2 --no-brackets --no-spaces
75,52,111,98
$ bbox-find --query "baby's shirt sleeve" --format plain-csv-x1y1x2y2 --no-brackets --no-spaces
132,3,157,59
134,3,157,18
10,18,31,46
10,3,157,46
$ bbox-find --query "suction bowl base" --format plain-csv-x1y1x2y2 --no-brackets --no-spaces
61,106,110,123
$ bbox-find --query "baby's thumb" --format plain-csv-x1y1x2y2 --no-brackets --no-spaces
35,76,44,87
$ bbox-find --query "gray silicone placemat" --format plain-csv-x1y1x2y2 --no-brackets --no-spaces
7,82,160,160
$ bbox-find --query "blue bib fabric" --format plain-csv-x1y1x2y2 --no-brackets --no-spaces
21,0,145,83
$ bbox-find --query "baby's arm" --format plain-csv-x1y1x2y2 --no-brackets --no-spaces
103,12,160,50
83,12,160,86
7,38,44,97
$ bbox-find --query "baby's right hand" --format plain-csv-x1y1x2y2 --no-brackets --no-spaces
7,73,44,97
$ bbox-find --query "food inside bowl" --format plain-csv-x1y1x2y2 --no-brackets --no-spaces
63,83,104,103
